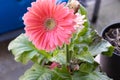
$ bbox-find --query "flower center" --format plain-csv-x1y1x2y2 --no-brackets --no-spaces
45,18,56,30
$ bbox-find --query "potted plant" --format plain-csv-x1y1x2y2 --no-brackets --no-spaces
8,0,113,80
100,23,120,80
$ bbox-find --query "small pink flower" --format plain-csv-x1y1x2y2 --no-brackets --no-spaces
23,0,76,51
74,13,86,31
49,62,59,69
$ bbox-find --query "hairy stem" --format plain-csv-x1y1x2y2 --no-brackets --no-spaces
66,44,70,63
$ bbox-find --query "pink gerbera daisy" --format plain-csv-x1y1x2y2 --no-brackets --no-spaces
23,0,76,51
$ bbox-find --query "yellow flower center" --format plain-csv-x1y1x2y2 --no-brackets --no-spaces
45,18,56,30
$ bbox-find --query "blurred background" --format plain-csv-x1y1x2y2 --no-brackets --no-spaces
0,0,120,80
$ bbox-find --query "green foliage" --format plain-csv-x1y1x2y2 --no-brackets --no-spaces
102,45,114,57
75,50,94,63
20,64,71,80
89,39,114,56
49,50,66,64
72,70,112,80
8,34,50,64
79,62,99,73
52,66,72,80
71,4,114,59
79,4,87,16
19,64,52,80
72,21,113,66
20,64,112,80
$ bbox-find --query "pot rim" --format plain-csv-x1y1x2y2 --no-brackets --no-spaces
100,22,120,36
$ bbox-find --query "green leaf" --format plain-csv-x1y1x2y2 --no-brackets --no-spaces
19,64,52,80
49,50,66,64
75,50,94,63
8,34,50,64
77,28,97,44
102,45,114,57
79,4,87,16
52,66,72,80
72,70,112,80
79,62,99,73
73,27,96,54
90,39,114,56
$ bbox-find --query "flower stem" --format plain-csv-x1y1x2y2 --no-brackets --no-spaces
66,44,70,63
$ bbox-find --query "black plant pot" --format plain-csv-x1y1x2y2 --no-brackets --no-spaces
100,23,120,80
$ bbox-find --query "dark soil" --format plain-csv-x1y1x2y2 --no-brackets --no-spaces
104,28,120,54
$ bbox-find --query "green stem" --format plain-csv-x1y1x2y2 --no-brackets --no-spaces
66,44,70,63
